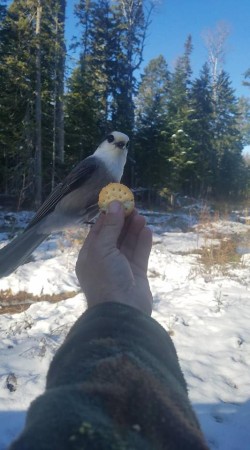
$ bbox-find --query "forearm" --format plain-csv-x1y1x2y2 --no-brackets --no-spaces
10,303,208,450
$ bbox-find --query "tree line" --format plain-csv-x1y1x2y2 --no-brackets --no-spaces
0,0,250,208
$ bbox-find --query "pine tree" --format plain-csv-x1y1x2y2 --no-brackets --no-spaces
73,0,113,133
188,63,215,196
64,58,102,166
110,0,152,135
37,0,66,194
0,0,37,199
167,35,194,194
64,0,110,166
0,0,67,203
134,55,171,188
50,0,66,190
212,71,244,197
66,0,153,182
72,0,153,133
238,97,250,148
239,70,250,146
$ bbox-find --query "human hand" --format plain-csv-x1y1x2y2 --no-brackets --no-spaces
75,201,153,315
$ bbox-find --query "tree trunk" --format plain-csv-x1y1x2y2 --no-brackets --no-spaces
51,0,66,190
35,0,42,207
55,0,66,164
202,21,230,102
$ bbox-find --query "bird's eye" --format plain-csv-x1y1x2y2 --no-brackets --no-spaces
117,141,125,149
107,134,114,143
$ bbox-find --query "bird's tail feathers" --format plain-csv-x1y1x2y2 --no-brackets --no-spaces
0,225,48,278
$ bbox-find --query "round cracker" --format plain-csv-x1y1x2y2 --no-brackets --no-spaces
98,183,135,216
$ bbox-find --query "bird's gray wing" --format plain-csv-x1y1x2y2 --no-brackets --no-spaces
27,157,97,230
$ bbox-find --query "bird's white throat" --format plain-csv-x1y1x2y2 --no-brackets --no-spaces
94,146,128,181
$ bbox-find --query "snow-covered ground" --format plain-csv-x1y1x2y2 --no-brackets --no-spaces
0,208,250,450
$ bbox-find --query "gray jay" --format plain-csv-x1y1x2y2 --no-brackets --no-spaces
0,131,129,278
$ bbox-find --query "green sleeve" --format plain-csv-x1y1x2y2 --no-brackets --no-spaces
9,302,209,450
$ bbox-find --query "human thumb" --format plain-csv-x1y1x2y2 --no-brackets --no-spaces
97,201,125,250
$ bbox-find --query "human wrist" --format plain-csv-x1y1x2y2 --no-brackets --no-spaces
86,284,152,316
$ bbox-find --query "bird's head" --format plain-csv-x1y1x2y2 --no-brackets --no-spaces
94,131,129,181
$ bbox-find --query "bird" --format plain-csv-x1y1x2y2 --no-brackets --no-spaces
0,131,129,278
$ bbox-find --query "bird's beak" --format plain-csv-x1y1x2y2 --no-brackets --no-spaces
116,141,129,151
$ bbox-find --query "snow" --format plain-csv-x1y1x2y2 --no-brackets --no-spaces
1,209,250,449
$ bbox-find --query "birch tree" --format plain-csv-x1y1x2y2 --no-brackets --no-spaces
202,21,231,101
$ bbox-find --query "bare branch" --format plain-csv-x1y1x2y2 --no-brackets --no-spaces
202,21,231,83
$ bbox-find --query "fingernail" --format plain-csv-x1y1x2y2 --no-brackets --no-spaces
108,201,122,213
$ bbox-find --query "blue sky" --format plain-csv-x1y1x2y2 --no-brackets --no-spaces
66,0,250,98
141,0,250,97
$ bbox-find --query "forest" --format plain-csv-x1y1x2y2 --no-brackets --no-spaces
1,0,250,208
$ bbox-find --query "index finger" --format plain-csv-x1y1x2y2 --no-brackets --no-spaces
133,226,152,273
79,213,106,255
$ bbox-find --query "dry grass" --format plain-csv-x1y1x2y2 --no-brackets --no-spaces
0,228,90,316
199,237,242,273
193,204,245,277
0,289,79,315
